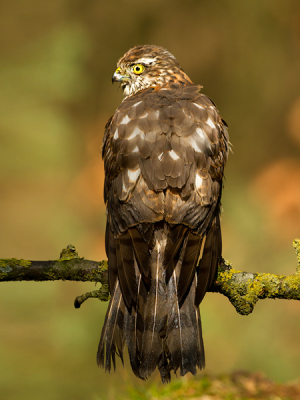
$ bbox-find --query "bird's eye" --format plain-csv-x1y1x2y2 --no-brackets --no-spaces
132,64,145,75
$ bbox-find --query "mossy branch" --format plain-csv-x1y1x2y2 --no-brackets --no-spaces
1,241,300,316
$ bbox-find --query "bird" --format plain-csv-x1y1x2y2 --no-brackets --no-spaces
97,45,229,383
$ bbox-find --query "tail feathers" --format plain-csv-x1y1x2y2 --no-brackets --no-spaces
124,274,146,377
97,280,125,371
195,306,205,369
166,270,205,377
98,222,218,381
177,232,205,306
98,268,205,382
123,305,141,375
138,230,168,380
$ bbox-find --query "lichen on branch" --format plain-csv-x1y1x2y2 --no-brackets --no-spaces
212,259,300,315
1,241,300,315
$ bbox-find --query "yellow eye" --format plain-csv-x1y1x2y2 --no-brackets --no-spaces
132,64,145,75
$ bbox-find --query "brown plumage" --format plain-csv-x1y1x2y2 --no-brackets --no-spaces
97,45,229,382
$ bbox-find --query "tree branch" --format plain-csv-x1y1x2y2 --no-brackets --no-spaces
1,241,300,316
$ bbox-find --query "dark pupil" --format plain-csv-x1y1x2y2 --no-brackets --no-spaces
136,66,140,71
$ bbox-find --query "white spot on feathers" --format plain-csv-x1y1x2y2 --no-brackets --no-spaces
128,168,140,182
113,129,119,139
121,115,130,124
169,150,179,160
206,118,216,129
195,127,205,138
191,128,211,152
132,101,142,108
194,103,205,110
195,173,203,189
190,137,202,153
127,126,144,140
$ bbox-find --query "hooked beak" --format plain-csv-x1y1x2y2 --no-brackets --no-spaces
112,68,130,84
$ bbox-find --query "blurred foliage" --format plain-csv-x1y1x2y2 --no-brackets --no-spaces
0,0,300,399
127,372,300,400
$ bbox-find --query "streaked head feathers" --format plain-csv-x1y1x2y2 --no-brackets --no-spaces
112,45,192,98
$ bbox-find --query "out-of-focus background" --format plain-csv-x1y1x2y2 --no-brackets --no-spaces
1,1,300,399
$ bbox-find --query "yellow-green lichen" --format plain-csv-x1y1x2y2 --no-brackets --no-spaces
59,244,82,261
82,268,104,283
247,277,265,298
0,258,31,280
43,269,57,281
98,260,108,272
97,283,110,301
80,261,108,283
217,267,300,316
283,274,300,297
0,262,12,278
0,258,31,269
218,267,241,282
74,285,110,308
293,239,300,273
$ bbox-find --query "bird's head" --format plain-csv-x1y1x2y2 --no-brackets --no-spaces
112,45,192,98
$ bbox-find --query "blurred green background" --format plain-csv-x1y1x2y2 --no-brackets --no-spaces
1,1,300,399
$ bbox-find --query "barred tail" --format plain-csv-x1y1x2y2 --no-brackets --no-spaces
97,220,220,382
